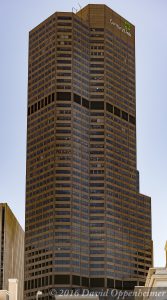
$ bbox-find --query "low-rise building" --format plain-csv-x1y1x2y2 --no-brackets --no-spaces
0,279,18,300
135,243,167,300
144,242,167,288
0,203,24,300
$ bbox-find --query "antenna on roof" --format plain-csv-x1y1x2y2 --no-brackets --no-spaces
78,3,82,10
72,7,77,13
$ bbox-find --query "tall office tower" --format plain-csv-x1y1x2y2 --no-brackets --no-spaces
25,4,153,299
0,203,24,300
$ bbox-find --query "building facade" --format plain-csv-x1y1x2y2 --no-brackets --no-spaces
0,204,24,300
25,4,153,299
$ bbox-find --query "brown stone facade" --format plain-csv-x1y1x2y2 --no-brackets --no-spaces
0,203,24,300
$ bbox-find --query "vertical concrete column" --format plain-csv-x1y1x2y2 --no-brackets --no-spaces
8,279,18,300
165,242,167,268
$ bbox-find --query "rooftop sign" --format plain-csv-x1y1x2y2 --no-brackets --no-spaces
110,19,132,37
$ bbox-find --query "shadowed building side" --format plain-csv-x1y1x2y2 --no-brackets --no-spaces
0,203,24,300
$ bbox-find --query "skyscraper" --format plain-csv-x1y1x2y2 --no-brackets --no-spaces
0,203,24,300
25,4,152,299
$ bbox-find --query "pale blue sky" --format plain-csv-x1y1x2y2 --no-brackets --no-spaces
0,0,167,267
